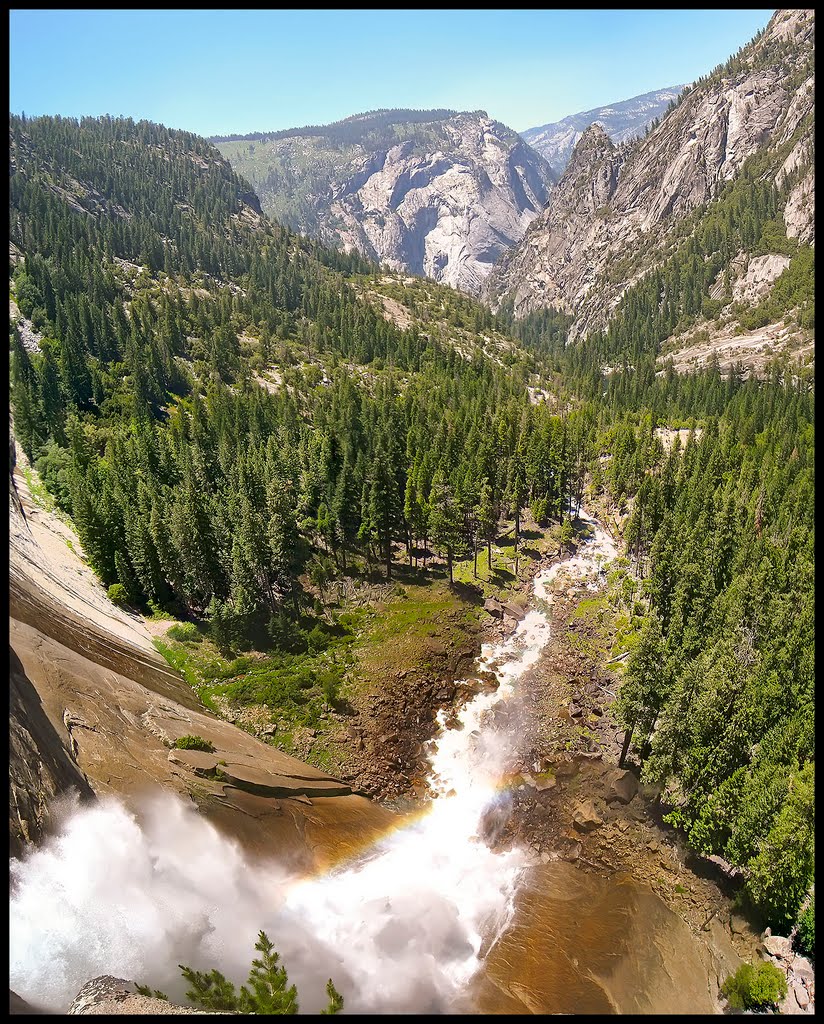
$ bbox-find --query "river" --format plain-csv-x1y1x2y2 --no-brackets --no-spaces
10,507,720,1013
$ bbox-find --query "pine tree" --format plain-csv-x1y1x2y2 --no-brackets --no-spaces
476,478,497,577
37,342,67,444
429,473,463,585
10,330,45,458
615,612,668,767
58,310,93,407
172,930,343,1014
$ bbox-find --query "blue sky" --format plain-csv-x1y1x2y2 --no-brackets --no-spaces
10,9,775,137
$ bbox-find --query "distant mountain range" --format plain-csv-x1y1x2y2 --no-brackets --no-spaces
213,109,554,295
521,86,686,176
210,89,688,296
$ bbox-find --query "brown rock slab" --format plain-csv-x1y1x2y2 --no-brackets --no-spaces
217,762,351,798
729,911,750,936
483,597,505,618
167,749,219,776
607,769,639,804
502,602,526,621
522,773,556,792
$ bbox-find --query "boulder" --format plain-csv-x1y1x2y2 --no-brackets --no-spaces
572,799,603,832
68,976,221,1014
521,772,556,792
729,911,750,936
791,983,811,1010
501,602,526,621
763,934,794,959
483,597,505,618
553,759,578,780
790,956,815,985
607,769,639,804
564,841,582,862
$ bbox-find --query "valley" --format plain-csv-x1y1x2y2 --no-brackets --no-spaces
9,7,814,1017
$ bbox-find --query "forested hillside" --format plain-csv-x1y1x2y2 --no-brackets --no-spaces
8,110,814,940
8,113,577,642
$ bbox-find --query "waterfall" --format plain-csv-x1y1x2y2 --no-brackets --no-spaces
10,510,617,1012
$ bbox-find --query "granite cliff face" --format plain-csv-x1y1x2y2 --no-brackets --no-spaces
216,110,555,295
488,9,815,339
522,85,685,177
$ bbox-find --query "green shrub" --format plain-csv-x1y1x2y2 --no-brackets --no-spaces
721,961,788,1011
701,297,723,321
166,622,201,643
33,442,74,511
795,896,814,959
306,624,331,655
267,612,307,653
173,735,215,753
107,583,129,606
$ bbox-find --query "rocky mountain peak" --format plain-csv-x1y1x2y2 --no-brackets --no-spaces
563,121,616,174
574,120,612,149
522,86,686,176
487,8,815,335
216,109,555,295
764,7,813,46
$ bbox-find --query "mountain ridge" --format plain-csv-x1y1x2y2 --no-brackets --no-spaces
487,7,814,362
215,108,555,295
522,85,686,176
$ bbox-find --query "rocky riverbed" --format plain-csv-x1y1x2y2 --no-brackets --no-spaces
294,521,815,1013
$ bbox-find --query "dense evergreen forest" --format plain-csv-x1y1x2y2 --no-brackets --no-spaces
8,113,814,941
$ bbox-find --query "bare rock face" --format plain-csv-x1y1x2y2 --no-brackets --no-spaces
784,168,815,243
522,85,686,177
67,976,222,1015
217,110,554,296
730,253,792,304
9,443,97,855
488,9,815,337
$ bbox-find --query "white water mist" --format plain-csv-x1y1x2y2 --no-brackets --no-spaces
10,508,616,1013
